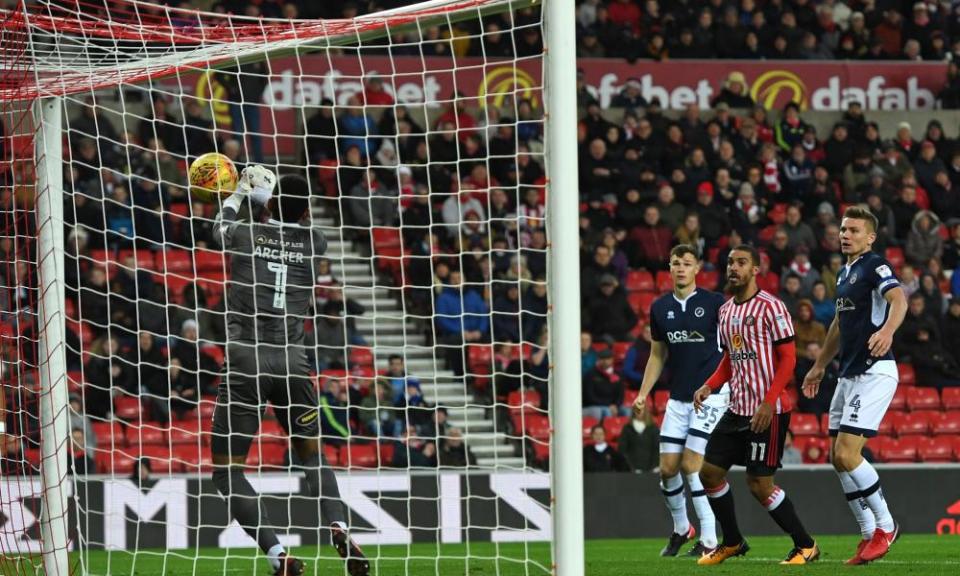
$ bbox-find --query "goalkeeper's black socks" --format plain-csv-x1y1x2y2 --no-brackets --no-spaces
763,486,815,549
301,447,347,525
212,467,282,560
705,481,744,546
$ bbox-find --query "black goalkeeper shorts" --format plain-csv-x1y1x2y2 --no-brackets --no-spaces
211,342,319,458
704,409,791,477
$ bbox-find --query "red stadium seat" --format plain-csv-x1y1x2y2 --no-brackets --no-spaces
348,347,375,369
880,438,918,463
96,449,139,474
877,410,901,436
126,423,166,446
140,446,176,473
603,416,630,442
625,270,654,292
942,388,960,410
767,203,788,225
800,436,830,464
340,443,377,468
612,342,632,364
897,363,916,387
820,413,830,435
947,435,960,460
200,344,225,368
655,271,673,293
932,411,960,436
523,414,551,440
91,421,125,448
623,389,640,408
176,445,213,473
113,396,142,421
467,344,493,372
696,270,719,290
885,247,905,268
888,387,908,411
906,387,940,411
582,417,599,441
790,413,820,436
323,443,340,467
156,249,193,274
169,422,202,445
531,441,550,463
918,437,954,463
653,390,670,414
198,397,217,420
894,412,930,436
628,292,657,316
193,249,225,272
506,389,541,413
260,420,286,443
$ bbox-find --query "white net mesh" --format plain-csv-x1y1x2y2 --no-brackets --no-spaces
1,0,555,574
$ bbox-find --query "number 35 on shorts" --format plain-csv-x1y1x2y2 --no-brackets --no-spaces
697,404,721,431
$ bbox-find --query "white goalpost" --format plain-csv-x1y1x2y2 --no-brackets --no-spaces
0,0,582,574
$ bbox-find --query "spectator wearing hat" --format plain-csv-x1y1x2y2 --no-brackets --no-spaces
693,181,730,248
794,299,827,352
584,274,637,342
841,148,878,202
894,121,920,162
906,209,944,267
712,71,755,109
582,348,630,421
612,77,649,110
783,144,815,200
799,124,825,165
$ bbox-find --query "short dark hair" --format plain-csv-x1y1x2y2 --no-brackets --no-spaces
730,244,761,266
274,174,311,223
842,205,879,233
670,244,700,261
388,354,403,363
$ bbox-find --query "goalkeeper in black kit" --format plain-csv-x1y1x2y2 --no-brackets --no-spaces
211,165,369,576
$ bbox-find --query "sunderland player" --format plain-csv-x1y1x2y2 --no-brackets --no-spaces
802,207,907,564
211,167,369,576
693,245,819,566
632,245,726,557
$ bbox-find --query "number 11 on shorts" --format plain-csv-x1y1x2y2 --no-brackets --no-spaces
750,441,766,462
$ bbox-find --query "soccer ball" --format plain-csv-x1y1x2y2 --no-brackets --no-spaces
188,152,238,203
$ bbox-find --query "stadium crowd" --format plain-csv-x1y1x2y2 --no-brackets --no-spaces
1,1,960,477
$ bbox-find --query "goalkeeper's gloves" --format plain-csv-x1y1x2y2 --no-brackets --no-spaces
239,165,277,206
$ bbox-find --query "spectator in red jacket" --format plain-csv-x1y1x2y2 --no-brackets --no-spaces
628,204,672,270
607,0,641,35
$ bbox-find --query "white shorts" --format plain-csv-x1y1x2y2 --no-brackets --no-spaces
660,392,729,455
828,371,898,438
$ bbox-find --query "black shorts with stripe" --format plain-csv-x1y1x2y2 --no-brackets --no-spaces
704,410,791,476
211,342,320,458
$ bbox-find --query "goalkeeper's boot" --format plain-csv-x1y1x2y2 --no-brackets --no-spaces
780,542,820,565
659,525,695,557
273,554,305,576
697,540,749,565
332,524,371,576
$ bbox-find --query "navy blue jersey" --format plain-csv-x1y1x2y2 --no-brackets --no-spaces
835,252,901,378
649,289,725,402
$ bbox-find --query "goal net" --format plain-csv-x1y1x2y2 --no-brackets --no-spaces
0,0,580,574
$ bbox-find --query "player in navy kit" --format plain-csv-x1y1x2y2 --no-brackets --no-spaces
632,245,727,557
802,206,907,565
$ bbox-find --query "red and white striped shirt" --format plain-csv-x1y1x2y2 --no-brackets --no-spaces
718,290,795,416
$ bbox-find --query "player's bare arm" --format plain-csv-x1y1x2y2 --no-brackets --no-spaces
867,286,906,357
633,340,668,415
803,314,840,398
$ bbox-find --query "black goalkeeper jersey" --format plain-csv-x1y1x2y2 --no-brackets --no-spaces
214,207,327,346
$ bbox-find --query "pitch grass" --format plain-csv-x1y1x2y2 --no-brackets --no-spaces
72,535,958,575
